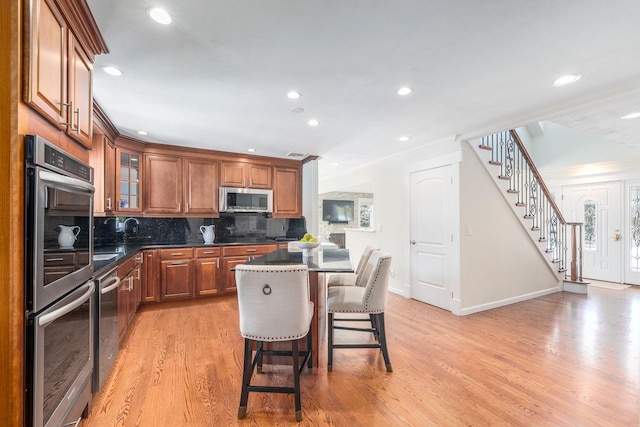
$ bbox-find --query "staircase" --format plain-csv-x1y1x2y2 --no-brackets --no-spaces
472,129,588,293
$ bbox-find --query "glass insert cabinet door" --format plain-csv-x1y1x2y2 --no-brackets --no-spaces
117,148,142,212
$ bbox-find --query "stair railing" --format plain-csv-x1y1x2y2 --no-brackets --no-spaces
479,129,584,282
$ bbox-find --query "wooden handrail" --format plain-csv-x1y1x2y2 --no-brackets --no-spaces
509,130,568,225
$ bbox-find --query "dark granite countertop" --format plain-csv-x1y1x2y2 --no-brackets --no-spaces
93,238,292,277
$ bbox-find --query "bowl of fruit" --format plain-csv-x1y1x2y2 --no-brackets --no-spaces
296,233,321,254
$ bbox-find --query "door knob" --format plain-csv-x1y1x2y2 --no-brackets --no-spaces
612,229,621,241
410,240,416,245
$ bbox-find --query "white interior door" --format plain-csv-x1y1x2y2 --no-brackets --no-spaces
562,182,622,282
409,165,453,309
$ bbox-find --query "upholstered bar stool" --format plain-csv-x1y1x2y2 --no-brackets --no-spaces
235,264,314,422
327,245,379,287
327,250,393,372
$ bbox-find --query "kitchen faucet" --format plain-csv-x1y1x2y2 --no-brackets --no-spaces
123,217,140,235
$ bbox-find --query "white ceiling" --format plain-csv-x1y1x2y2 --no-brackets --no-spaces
87,0,640,179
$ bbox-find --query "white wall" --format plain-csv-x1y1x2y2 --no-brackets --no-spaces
319,136,561,313
458,142,560,314
319,137,461,296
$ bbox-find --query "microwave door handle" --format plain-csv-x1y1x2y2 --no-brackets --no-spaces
38,281,95,327
38,169,95,193
100,276,121,295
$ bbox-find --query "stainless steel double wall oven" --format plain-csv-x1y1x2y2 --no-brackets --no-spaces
25,135,95,426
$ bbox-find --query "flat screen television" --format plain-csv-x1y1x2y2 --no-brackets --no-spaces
322,199,355,223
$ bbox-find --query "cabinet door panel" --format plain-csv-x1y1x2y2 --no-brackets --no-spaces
104,139,116,212
222,257,248,293
273,167,302,217
142,250,158,302
67,33,93,148
195,258,220,296
248,164,271,188
26,0,67,127
184,159,218,215
145,154,182,214
220,162,245,187
116,148,142,212
160,260,194,300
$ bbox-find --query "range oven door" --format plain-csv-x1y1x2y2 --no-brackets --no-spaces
26,166,94,313
27,280,95,427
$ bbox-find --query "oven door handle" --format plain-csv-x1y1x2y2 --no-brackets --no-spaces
101,276,121,295
38,281,95,327
39,169,95,193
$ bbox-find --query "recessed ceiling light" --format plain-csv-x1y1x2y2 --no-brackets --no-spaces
247,148,256,152
397,87,412,96
102,66,123,76
553,74,582,87
291,107,305,114
287,91,301,99
307,119,319,126
398,135,411,142
621,112,640,120
331,162,340,167
137,130,148,136
148,7,172,25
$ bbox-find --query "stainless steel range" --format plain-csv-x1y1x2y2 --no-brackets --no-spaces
25,134,95,426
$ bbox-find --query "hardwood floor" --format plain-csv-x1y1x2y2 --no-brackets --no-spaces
84,286,640,426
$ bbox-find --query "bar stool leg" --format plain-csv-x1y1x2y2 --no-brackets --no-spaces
328,312,334,372
292,339,302,422
377,313,393,372
238,338,253,419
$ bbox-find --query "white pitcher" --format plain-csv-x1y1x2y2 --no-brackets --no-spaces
58,225,81,248
200,225,215,244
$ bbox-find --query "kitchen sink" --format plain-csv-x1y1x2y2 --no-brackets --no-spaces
93,253,119,261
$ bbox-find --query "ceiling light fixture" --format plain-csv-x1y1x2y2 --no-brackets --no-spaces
102,66,123,76
287,91,301,99
398,136,411,142
307,119,319,126
552,74,582,87
247,148,256,152
397,87,412,96
137,130,148,136
291,107,305,113
331,162,340,166
148,7,172,25
621,112,640,120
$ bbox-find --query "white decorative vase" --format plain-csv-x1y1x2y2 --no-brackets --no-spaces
200,225,215,244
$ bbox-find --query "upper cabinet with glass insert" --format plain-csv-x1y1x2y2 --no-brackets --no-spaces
116,147,142,212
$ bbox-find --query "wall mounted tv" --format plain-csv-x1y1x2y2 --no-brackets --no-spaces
322,199,355,223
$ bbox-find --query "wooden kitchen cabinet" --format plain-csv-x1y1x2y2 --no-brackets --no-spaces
144,154,182,214
221,245,278,293
24,0,106,149
141,250,158,303
159,248,195,300
89,131,116,215
220,162,271,189
184,158,219,215
117,254,142,343
144,154,219,216
116,147,143,213
195,247,221,296
272,166,302,217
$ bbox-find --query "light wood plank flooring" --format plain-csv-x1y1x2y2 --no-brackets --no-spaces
84,286,640,426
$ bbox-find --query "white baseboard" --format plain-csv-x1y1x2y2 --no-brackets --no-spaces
454,286,560,316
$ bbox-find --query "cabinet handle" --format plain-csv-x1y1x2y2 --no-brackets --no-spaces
106,197,112,210
178,202,181,211
171,261,184,265
203,251,214,254
136,267,141,280
129,277,133,291
247,249,257,253
73,107,80,134
45,258,65,262
216,259,219,268
171,253,184,256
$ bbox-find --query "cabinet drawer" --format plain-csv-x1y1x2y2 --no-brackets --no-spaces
195,247,221,258
222,244,277,257
43,252,75,266
158,248,194,260
118,256,137,277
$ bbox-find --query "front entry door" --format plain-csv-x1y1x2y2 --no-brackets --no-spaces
409,165,454,309
562,182,622,282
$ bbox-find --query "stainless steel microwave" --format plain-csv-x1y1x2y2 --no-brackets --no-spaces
219,187,273,213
